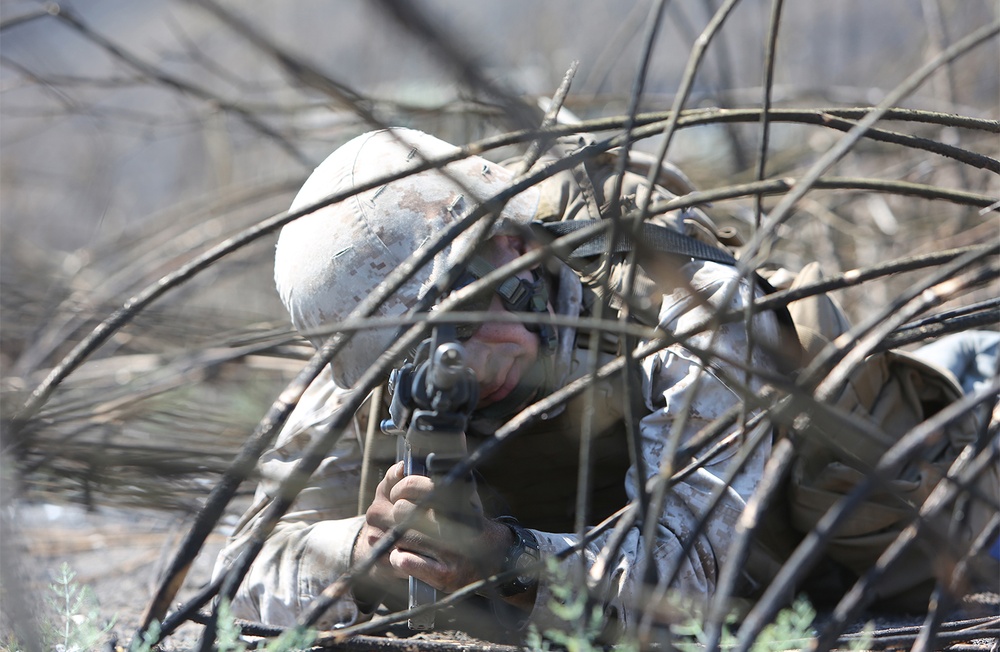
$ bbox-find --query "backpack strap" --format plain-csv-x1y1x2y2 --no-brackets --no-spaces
539,219,738,266
536,219,803,371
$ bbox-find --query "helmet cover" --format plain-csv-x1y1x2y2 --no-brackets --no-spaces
274,128,540,387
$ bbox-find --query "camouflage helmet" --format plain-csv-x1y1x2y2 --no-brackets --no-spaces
274,128,540,388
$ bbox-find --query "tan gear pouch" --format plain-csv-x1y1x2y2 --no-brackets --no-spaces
788,350,999,610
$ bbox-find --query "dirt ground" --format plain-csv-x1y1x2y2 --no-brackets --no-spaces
3,501,226,650
3,501,997,651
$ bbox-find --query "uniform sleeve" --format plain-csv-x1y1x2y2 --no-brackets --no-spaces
525,261,783,631
213,368,378,630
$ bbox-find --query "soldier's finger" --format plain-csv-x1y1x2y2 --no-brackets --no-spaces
388,473,433,503
388,548,450,589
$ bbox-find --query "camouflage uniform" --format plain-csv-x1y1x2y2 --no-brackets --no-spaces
215,133,786,630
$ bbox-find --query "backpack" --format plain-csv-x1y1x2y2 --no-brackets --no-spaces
762,264,998,609
524,137,999,609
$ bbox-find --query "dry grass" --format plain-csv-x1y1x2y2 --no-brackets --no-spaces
1,1,998,649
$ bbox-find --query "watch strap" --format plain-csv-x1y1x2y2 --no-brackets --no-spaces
495,516,540,597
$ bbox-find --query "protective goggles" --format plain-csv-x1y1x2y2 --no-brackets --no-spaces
449,256,558,356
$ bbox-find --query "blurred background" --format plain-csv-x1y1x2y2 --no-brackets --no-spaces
1,0,997,644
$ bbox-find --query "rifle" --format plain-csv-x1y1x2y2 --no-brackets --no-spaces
380,325,480,630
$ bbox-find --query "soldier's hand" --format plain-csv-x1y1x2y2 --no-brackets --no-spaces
355,462,513,594
352,461,406,588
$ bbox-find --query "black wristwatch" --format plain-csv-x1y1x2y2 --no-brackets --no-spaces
495,516,540,597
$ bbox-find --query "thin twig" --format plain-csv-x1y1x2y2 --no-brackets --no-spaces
637,0,744,219
515,61,578,175
704,438,795,652
189,0,380,127
48,6,312,166
372,0,540,130
734,330,999,651
737,20,1000,274
609,1,669,621
812,431,1000,652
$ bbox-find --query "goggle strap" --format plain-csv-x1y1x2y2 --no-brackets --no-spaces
497,277,530,311
466,255,535,312
465,256,497,285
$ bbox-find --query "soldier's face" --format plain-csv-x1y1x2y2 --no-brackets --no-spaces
461,234,545,409
462,291,541,408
